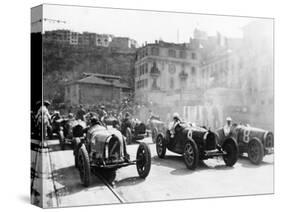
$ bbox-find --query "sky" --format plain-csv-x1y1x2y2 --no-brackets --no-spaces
31,4,268,45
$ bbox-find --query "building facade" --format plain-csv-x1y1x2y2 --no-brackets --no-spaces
134,40,201,122
65,73,131,106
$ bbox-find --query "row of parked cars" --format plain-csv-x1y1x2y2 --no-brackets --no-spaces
50,113,274,187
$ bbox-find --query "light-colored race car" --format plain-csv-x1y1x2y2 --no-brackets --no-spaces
216,124,274,165
73,124,151,187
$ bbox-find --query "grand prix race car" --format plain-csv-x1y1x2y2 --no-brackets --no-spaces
56,117,87,150
216,124,274,165
102,115,120,130
121,118,147,144
156,122,238,170
74,124,151,187
146,115,165,143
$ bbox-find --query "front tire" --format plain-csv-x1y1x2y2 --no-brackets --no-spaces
73,137,81,168
156,134,166,158
78,145,91,187
248,139,264,165
136,143,151,178
222,139,238,167
183,140,199,170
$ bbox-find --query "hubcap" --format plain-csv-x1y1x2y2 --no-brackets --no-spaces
249,142,260,162
157,137,163,155
184,143,194,165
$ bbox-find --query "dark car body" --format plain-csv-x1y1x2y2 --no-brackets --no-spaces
56,118,87,150
74,124,151,187
156,122,239,170
216,124,274,164
120,118,147,144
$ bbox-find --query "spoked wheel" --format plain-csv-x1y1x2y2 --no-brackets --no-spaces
183,140,199,170
136,143,151,178
58,130,65,150
125,127,132,144
248,139,264,165
222,139,238,167
78,145,91,187
152,128,158,143
156,134,166,158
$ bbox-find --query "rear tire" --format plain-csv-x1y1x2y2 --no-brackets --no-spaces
248,139,264,165
156,134,166,158
136,143,151,178
78,145,91,187
222,140,238,167
183,140,199,170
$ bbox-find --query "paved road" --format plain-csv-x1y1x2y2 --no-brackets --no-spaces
31,137,274,208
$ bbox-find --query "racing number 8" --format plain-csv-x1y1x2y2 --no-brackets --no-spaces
187,130,193,140
243,129,250,143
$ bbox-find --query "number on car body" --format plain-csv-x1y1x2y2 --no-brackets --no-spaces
243,129,250,143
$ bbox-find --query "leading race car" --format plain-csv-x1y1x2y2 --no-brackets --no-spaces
216,124,274,165
156,122,238,170
74,122,151,187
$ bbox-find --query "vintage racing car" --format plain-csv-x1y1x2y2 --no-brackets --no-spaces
121,118,147,144
146,115,165,143
74,124,151,187
55,115,87,150
156,122,238,170
216,124,274,164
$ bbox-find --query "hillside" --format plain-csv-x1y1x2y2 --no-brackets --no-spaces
42,40,136,103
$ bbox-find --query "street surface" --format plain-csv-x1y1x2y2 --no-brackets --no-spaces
31,137,274,208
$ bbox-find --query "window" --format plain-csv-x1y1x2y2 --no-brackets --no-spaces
191,52,197,60
151,47,160,56
180,50,186,59
145,63,148,73
168,49,176,57
191,67,196,75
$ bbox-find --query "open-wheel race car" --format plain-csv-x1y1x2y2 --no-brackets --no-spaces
55,116,87,150
216,124,274,165
146,115,165,143
121,118,147,144
156,122,239,170
102,115,120,130
74,124,151,187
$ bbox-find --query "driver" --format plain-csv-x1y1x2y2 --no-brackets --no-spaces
223,117,232,136
169,112,181,138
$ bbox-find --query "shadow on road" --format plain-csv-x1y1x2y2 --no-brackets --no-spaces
114,176,145,188
152,155,235,176
49,166,103,198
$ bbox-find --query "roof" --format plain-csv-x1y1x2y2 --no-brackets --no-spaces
76,75,112,85
67,75,131,89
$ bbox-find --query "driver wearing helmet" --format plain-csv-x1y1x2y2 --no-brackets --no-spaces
169,112,181,138
223,117,232,136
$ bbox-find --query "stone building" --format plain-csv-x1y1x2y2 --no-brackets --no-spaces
44,29,79,45
65,73,131,106
134,39,201,122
